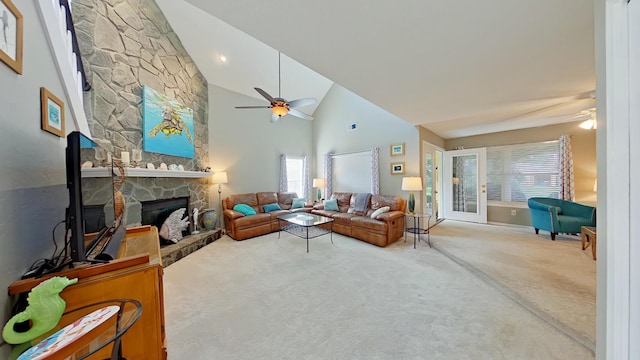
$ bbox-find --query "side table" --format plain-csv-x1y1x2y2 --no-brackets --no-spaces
13,299,142,360
581,226,597,260
405,213,432,248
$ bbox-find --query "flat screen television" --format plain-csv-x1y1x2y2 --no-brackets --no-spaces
66,131,124,265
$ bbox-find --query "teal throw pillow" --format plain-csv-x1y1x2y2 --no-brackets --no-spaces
262,203,282,213
291,198,306,209
233,203,257,216
324,198,339,211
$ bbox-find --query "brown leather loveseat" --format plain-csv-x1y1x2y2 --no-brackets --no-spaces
222,192,312,240
311,192,407,247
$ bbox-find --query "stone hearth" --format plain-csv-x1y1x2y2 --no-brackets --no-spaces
161,229,221,267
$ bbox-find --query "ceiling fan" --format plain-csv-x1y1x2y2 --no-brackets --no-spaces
574,107,597,129
235,52,317,123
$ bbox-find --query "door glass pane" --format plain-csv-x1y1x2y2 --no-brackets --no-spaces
424,153,433,215
452,154,478,213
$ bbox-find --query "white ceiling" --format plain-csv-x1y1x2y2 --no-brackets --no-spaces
156,0,595,139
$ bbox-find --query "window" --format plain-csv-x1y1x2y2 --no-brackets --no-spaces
487,141,560,202
286,157,304,196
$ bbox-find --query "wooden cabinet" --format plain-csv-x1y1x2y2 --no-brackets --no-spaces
8,226,166,359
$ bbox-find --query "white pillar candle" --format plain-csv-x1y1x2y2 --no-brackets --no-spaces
106,152,112,164
121,151,130,165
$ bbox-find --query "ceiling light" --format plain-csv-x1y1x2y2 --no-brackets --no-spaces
216,54,227,63
272,106,288,117
579,119,596,129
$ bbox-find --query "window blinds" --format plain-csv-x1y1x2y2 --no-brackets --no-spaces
486,141,560,202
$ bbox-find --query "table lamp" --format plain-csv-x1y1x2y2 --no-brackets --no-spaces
312,178,325,202
402,177,423,214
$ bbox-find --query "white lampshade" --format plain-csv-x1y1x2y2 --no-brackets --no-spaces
212,171,228,184
401,177,422,191
312,178,325,187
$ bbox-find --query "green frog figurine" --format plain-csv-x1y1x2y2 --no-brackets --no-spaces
2,276,78,344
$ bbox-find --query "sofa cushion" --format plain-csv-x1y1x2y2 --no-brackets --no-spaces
330,192,353,212
311,209,339,218
277,192,298,210
332,212,358,225
291,198,305,209
370,206,390,219
371,195,404,212
227,193,259,209
351,216,388,233
233,203,257,216
257,192,278,206
262,203,282,213
324,198,339,211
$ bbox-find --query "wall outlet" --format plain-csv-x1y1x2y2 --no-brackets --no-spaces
347,123,357,132
511,209,517,216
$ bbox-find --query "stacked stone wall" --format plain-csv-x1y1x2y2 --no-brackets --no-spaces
72,0,209,213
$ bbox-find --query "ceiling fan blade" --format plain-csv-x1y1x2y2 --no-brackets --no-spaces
288,108,313,121
270,113,281,123
288,98,317,108
254,88,276,103
235,106,272,109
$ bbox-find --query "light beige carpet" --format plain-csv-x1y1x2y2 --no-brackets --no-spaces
163,224,594,359
429,220,596,350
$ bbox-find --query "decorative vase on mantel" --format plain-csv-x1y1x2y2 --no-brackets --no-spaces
202,208,217,230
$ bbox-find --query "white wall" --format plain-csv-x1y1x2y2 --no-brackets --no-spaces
313,84,420,202
0,1,78,356
208,83,313,204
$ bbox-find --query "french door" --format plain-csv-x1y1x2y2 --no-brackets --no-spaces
443,148,487,223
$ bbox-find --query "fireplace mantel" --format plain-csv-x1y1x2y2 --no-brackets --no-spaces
82,167,212,179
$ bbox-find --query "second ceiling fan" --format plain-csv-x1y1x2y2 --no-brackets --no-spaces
236,52,317,123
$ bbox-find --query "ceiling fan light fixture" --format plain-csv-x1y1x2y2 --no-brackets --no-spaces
272,106,288,117
579,118,597,129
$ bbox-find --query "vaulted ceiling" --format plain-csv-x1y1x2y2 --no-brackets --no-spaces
156,0,595,139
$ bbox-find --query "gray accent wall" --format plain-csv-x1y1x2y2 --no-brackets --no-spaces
0,2,78,356
312,84,420,202
208,84,313,204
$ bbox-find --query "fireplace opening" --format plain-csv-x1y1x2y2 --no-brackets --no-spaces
84,204,107,233
141,197,190,246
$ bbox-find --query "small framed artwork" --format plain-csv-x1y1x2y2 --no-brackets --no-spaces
390,162,405,175
0,0,23,74
390,143,405,157
40,87,65,137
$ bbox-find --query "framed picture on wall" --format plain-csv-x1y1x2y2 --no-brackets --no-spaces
40,87,65,137
390,143,405,156
390,162,405,175
0,0,23,74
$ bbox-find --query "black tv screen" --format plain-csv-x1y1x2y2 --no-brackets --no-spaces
66,131,124,264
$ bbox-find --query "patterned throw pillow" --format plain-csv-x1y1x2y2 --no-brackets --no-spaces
233,203,257,216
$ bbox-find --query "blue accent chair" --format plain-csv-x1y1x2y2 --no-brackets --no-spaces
527,197,596,240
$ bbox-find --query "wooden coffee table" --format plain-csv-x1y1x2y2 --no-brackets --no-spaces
581,226,597,260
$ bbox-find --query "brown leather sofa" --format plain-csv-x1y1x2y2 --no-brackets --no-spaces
311,192,407,247
222,192,312,240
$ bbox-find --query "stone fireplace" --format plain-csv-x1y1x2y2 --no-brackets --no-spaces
83,171,219,266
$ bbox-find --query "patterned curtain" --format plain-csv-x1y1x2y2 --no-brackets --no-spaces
324,153,333,197
279,154,288,192
559,134,575,201
371,147,380,194
302,155,310,200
